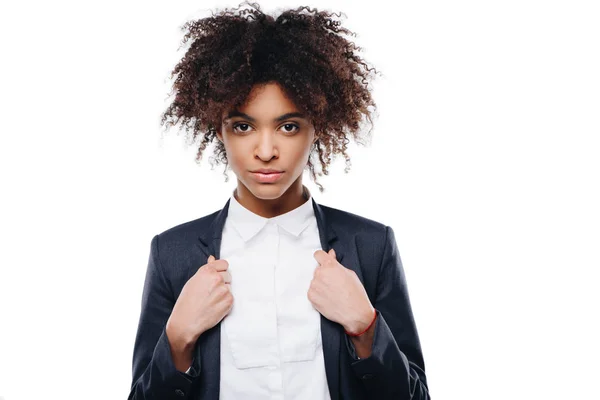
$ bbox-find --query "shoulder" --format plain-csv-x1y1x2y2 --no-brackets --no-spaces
318,202,390,237
152,208,221,249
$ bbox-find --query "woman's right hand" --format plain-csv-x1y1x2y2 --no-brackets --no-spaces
166,255,233,349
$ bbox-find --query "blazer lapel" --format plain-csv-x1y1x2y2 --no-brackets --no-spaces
195,200,230,400
195,197,344,400
311,198,344,400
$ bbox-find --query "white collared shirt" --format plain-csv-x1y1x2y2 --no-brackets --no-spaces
219,186,332,400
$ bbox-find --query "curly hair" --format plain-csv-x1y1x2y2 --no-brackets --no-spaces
160,1,380,192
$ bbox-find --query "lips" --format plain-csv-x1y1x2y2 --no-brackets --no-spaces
252,169,283,174
251,171,284,183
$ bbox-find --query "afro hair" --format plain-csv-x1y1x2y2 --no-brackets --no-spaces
160,1,380,192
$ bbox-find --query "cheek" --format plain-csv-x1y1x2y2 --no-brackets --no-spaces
291,137,314,156
222,141,247,169
300,141,314,162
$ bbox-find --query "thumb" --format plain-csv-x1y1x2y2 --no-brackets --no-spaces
208,255,215,263
329,248,336,259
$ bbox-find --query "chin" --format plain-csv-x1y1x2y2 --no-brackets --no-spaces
245,181,289,199
252,184,286,198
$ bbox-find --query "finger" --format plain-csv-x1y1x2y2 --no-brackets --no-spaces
314,249,336,266
313,249,329,264
220,270,232,284
203,255,216,272
211,259,229,272
329,248,336,259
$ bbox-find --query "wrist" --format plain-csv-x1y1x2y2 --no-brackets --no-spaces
344,307,376,337
166,322,196,374
166,318,196,351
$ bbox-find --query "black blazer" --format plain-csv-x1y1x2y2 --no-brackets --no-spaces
128,198,430,399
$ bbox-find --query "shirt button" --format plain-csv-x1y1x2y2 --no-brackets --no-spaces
175,389,185,396
361,373,374,380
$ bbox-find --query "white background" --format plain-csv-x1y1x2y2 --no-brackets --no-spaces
1,0,599,399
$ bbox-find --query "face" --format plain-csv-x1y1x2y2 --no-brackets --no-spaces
216,82,317,202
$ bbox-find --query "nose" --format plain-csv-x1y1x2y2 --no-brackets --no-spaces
254,130,278,161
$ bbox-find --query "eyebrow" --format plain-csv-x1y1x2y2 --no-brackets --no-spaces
222,111,306,123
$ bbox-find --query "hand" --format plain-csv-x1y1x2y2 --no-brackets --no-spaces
166,255,233,348
307,248,374,333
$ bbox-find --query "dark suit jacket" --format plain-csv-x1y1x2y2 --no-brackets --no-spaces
128,198,430,399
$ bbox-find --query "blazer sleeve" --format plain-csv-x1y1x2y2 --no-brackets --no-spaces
344,225,430,399
128,234,201,400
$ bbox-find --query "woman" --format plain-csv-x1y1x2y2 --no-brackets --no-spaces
129,2,430,399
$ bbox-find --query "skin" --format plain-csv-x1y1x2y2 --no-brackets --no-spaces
215,81,318,218
311,248,377,359
215,81,375,355
166,81,375,373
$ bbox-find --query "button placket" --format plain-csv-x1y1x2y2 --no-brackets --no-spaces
276,223,321,364
264,220,281,368
269,221,285,371
223,228,281,369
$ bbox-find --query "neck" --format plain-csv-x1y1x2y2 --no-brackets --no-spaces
234,179,309,218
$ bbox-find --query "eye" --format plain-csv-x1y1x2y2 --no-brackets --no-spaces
231,122,300,135
232,123,252,134
281,123,300,134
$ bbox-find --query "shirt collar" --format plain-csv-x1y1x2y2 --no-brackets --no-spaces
227,186,314,242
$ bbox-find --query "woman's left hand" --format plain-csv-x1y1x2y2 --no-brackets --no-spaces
308,248,375,334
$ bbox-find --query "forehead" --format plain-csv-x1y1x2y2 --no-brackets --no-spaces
228,82,300,117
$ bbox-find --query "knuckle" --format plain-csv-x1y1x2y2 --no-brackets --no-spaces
217,285,228,296
205,264,217,274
